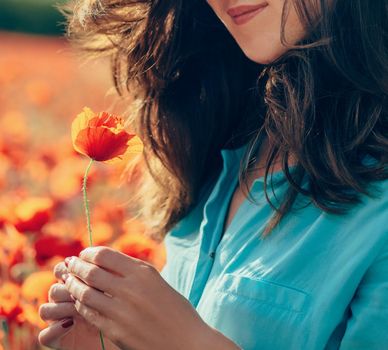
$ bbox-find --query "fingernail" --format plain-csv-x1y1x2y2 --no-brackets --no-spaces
79,247,93,258
62,273,69,283
64,257,74,267
61,318,74,328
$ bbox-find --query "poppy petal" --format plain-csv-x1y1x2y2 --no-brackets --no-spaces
74,126,131,161
71,107,96,154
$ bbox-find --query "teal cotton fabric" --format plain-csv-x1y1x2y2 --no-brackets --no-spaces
160,142,388,350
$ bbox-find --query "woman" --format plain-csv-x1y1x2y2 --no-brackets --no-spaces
39,0,388,349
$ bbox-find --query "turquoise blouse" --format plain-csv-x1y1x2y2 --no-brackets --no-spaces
160,142,388,350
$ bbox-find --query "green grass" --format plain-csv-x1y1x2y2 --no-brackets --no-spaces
0,0,67,36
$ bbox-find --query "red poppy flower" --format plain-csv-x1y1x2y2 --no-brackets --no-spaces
71,107,143,163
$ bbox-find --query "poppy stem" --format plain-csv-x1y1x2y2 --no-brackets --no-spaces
1,319,10,350
82,158,94,247
99,329,106,349
82,158,106,350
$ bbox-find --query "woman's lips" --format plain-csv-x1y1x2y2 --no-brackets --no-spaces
227,3,268,25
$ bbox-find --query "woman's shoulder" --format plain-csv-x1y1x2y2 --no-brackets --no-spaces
327,176,388,248
358,154,388,210
342,174,388,225
329,154,387,219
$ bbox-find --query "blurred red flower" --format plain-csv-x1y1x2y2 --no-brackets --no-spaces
12,197,54,233
0,283,23,324
34,235,84,266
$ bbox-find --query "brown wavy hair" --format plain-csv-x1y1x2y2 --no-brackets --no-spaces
62,0,388,239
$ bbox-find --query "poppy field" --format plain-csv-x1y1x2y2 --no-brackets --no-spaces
0,32,166,350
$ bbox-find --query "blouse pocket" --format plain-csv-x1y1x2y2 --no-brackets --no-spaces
215,273,309,313
199,273,310,350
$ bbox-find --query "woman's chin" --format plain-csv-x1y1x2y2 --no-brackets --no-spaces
241,46,286,65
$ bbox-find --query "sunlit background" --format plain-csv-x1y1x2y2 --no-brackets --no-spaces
0,1,166,349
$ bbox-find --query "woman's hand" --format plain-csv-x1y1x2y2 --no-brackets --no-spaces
64,246,240,350
38,261,119,350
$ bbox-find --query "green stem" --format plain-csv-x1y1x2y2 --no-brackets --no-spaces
99,330,106,349
82,158,94,247
1,319,10,350
82,158,106,350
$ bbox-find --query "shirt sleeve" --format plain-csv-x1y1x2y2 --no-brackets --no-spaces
339,235,388,349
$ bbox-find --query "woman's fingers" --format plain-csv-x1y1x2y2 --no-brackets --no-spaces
39,302,77,322
73,300,117,344
73,300,105,331
66,256,120,296
49,283,73,303
54,262,68,281
65,275,116,315
38,318,74,348
79,246,138,276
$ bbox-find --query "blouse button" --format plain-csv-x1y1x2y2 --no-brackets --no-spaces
209,252,216,259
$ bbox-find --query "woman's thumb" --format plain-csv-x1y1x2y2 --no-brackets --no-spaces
38,318,74,349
